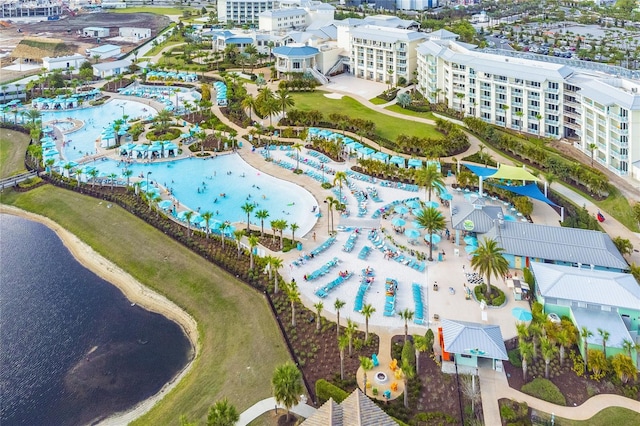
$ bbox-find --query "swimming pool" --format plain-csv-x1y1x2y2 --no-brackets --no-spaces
42,99,156,162
94,154,319,236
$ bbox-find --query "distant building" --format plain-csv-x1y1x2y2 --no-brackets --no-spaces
218,0,276,25
92,59,131,79
83,27,110,38
42,54,87,71
0,0,62,19
439,319,508,370
272,44,319,77
86,44,122,60
118,27,151,40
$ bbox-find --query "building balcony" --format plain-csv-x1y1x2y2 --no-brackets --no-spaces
480,105,492,112
611,150,628,160
545,87,560,94
610,138,628,148
512,101,523,107
564,110,581,120
480,95,491,101
612,127,629,136
495,88,507,94
608,112,628,122
564,121,581,130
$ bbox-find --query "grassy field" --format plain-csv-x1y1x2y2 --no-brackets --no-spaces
384,104,436,121
0,129,29,179
534,407,640,425
0,186,290,424
368,97,387,105
289,92,443,141
141,40,184,58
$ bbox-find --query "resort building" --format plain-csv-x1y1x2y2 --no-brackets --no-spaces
82,27,110,38
0,0,62,19
415,32,640,181
531,262,640,368
118,27,152,40
217,0,277,25
272,44,320,77
42,54,87,72
92,59,131,79
86,44,122,60
302,389,397,425
438,319,508,371
258,1,334,32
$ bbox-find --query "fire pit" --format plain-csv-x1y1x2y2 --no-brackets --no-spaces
375,372,388,384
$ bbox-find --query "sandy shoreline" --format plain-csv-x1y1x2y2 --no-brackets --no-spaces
0,205,199,425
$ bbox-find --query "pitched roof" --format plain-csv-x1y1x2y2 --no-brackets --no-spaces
531,262,640,310
450,201,504,233
302,389,396,426
272,44,319,57
92,59,131,71
442,319,508,360
350,25,427,44
483,221,628,270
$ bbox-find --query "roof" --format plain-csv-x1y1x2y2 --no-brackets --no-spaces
531,262,640,310
426,29,459,40
442,319,508,360
451,201,504,233
483,221,629,270
88,44,121,54
83,26,109,31
572,307,633,349
302,389,396,426
362,15,418,29
259,8,306,18
351,25,427,44
43,54,86,62
577,78,640,110
226,37,254,44
93,59,132,71
488,164,539,181
272,44,319,57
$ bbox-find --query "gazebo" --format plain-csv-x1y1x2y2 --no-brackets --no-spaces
439,319,508,371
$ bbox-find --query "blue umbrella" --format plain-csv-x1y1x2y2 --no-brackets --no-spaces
391,217,406,227
512,308,533,322
158,200,172,210
464,236,478,246
425,233,441,244
394,205,409,215
464,245,478,254
441,192,453,201
405,200,421,209
424,200,440,209
405,228,421,239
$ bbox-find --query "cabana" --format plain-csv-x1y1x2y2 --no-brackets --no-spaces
372,151,390,163
407,158,423,169
390,155,406,168
357,146,375,159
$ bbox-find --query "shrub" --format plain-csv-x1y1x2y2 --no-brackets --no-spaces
315,379,348,404
473,285,506,306
521,378,566,405
500,404,517,422
508,348,522,368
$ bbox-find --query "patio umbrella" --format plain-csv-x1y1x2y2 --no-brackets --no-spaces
464,245,478,254
158,200,172,210
394,205,409,215
464,236,478,246
425,233,441,244
512,308,533,322
404,228,421,239
424,200,440,209
441,193,453,201
405,199,421,209
391,217,406,227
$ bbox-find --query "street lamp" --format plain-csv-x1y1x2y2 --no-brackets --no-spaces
120,105,125,119
146,171,152,190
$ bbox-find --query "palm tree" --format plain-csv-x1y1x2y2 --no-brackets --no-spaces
359,356,374,397
621,339,635,359
333,171,348,202
200,211,213,238
248,235,259,269
415,164,444,201
338,334,348,380
219,222,229,249
289,222,299,244
292,142,303,171
285,280,300,326
556,328,571,366
541,337,557,379
581,326,593,374
255,209,269,236
275,87,294,117
529,322,542,361
184,211,194,236
519,341,533,381
234,230,244,258
361,303,376,342
345,318,357,356
88,168,99,188
206,398,239,426
334,298,345,339
516,322,529,346
401,356,415,408
415,206,446,261
271,256,284,294
324,195,337,234
123,168,133,187
588,143,597,167
271,361,303,422
241,94,256,121
25,108,42,125
313,301,323,331
470,238,510,298
414,335,428,374
273,219,288,250
241,202,255,232
399,309,414,342
597,328,610,357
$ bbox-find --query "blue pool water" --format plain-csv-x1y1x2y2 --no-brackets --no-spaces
94,154,319,236
42,100,156,162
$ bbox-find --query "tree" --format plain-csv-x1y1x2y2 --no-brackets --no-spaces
333,171,348,202
397,92,411,108
184,211,194,236
241,201,255,232
292,142,303,171
612,236,633,257
338,334,348,380
399,308,414,342
359,356,374,396
529,322,543,361
273,219,288,249
206,398,239,426
556,329,571,366
241,94,256,121
334,298,345,339
581,326,593,374
255,209,269,236
271,361,303,421
401,342,415,408
415,206,446,261
611,353,637,383
541,337,557,379
470,238,509,298
361,303,376,342
588,143,597,167
597,328,610,357
460,374,481,417
271,256,284,294
587,349,608,376
345,318,357,356
275,87,294,117
219,222,229,249
313,301,323,331
325,195,337,234
285,280,301,326
234,230,245,258
289,222,299,244
519,341,533,381
415,164,444,201
248,235,259,269
414,335,428,374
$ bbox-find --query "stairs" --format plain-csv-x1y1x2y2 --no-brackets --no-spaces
307,67,328,85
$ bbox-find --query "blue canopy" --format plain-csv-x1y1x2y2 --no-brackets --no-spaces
390,156,405,166
373,151,389,162
358,147,375,156
407,158,423,168
493,183,560,207
465,164,498,178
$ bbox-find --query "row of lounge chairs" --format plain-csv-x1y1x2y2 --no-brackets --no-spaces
346,170,376,184
306,150,331,163
368,231,426,272
286,152,335,174
384,278,398,317
304,257,339,281
379,181,419,192
412,283,425,325
354,271,374,312
292,237,336,266
342,231,359,252
371,197,418,219
366,187,382,203
264,145,293,151
305,169,329,184
315,272,353,298
466,272,484,285
358,245,371,260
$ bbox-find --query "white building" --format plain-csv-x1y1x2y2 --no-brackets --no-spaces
119,27,151,40
258,8,308,32
42,54,87,71
218,0,276,25
415,32,640,180
83,27,110,38
86,44,122,60
92,59,131,79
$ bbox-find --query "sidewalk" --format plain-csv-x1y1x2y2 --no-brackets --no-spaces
237,397,316,426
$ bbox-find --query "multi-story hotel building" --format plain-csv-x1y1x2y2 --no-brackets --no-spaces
415,32,640,180
218,0,277,25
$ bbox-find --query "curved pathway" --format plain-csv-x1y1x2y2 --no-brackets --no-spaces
237,397,316,426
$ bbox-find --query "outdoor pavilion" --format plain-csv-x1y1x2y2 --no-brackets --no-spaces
439,318,508,371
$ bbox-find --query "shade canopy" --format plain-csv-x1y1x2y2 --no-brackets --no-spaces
394,205,409,215
424,200,440,209
512,307,533,322
405,228,421,239
494,183,560,207
465,164,539,182
405,200,421,209
391,217,406,227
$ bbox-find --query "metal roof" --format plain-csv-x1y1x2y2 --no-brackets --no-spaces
350,25,427,44
577,78,640,110
531,262,640,310
92,59,131,71
272,44,319,57
87,44,121,54
442,319,508,360
484,221,628,270
302,389,396,426
259,8,306,18
572,307,633,349
451,202,504,233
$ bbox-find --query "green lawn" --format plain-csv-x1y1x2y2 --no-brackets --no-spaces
142,40,183,58
111,7,193,15
0,186,290,424
368,97,387,105
0,129,29,179
533,407,640,425
289,92,443,141
384,104,436,121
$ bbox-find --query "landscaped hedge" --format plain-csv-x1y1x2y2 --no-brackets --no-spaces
315,379,349,404
521,378,566,406
473,284,506,306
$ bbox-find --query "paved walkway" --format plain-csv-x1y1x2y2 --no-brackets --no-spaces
237,397,316,425
479,368,640,423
